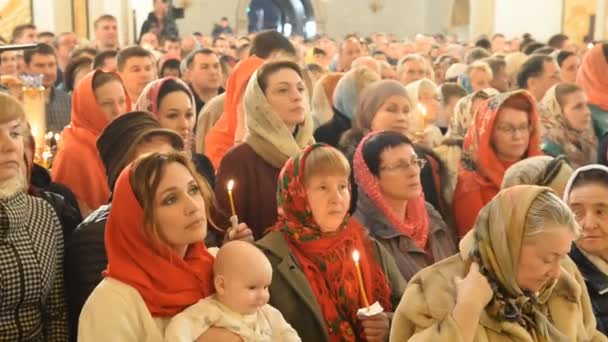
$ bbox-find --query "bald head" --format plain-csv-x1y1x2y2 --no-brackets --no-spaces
214,240,271,278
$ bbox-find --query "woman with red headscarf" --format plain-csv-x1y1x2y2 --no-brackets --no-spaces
52,70,131,217
577,43,608,141
257,144,405,342
453,91,542,237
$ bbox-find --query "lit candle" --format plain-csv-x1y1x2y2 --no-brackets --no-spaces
41,149,51,169
226,179,237,216
352,250,370,308
416,103,427,134
588,42,594,49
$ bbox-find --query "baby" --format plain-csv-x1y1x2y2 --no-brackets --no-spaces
164,240,301,342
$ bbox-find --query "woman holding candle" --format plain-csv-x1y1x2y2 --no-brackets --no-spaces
353,131,457,281
257,144,405,342
405,78,443,148
52,69,130,217
390,185,606,342
214,60,314,239
452,91,542,238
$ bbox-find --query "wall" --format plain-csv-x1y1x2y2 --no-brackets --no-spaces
494,0,563,41
177,0,240,36
33,0,72,34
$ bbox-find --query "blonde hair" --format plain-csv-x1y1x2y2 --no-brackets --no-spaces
0,92,25,125
524,191,580,240
466,61,493,79
303,146,350,184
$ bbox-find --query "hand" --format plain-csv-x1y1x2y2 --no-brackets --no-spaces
196,327,244,342
358,312,389,342
224,222,254,243
454,262,493,311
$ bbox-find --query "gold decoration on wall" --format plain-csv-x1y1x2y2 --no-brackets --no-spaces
0,0,32,42
369,0,385,13
563,0,596,43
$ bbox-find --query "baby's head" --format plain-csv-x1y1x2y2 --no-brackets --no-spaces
213,240,273,315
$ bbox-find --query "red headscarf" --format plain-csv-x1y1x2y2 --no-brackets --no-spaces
577,44,608,111
353,132,429,250
205,55,264,168
51,70,131,211
269,143,392,341
104,161,215,317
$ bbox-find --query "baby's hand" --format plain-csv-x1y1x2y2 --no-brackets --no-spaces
196,327,244,342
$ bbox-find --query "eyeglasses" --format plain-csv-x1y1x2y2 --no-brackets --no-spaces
496,124,531,136
380,157,427,173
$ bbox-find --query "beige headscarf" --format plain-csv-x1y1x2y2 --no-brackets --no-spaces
501,156,574,197
460,185,568,342
311,72,343,126
195,93,226,154
243,69,315,169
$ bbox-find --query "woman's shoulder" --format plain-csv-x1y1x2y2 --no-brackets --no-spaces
84,278,144,306
256,231,290,262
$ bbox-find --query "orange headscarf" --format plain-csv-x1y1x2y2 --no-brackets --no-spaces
204,56,264,168
104,162,214,317
51,70,131,211
576,44,608,111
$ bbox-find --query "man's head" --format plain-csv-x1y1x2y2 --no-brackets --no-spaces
547,34,570,50
186,48,222,92
94,14,119,51
24,43,58,88
212,37,230,56
162,36,181,56
249,30,297,60
338,37,363,72
491,33,506,53
117,46,156,101
139,32,159,50
93,50,118,72
153,0,170,16
397,54,427,85
11,24,37,44
55,32,79,64
221,17,230,28
517,54,562,101
37,31,55,45
181,35,199,58
484,57,509,92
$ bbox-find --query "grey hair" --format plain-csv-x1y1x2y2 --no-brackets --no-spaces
524,191,581,239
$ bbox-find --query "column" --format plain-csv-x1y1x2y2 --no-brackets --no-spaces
469,0,495,39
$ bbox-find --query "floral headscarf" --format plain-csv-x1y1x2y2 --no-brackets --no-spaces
443,88,499,143
539,84,597,168
269,144,392,341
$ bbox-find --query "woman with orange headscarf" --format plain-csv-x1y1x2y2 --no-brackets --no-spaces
577,43,608,140
52,70,130,217
452,91,542,238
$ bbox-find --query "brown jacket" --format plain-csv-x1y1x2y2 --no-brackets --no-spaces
353,190,458,281
389,252,607,341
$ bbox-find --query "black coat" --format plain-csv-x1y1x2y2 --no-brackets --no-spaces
570,243,608,335
313,108,351,148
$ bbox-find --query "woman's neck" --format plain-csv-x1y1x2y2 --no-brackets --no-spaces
171,244,188,259
384,196,408,222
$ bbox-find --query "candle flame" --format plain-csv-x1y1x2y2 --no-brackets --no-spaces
227,179,234,191
31,126,38,137
588,42,594,49
352,250,360,262
54,133,60,142
46,131,53,139
417,103,427,116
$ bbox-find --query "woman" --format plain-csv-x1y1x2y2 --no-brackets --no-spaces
52,70,130,217
135,77,215,186
78,152,242,341
564,165,608,334
314,66,380,147
557,50,580,83
434,88,498,206
577,43,608,141
405,78,442,148
0,92,68,340
390,185,606,341
310,72,343,128
353,131,457,281
257,144,405,342
501,155,573,197
214,60,314,239
453,91,542,237
540,83,597,168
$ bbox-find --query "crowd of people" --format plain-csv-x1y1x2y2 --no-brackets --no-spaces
2,6,608,341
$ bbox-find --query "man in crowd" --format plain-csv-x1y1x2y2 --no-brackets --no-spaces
335,36,363,72
186,48,224,115
116,46,156,106
93,15,119,51
517,54,562,101
11,24,37,44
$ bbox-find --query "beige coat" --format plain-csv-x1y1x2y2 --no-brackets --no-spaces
389,252,607,342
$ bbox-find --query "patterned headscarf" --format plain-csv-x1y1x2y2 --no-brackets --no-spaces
501,156,573,197
443,88,499,143
539,84,597,168
269,144,392,341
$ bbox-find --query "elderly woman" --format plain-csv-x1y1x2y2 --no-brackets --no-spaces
353,131,457,280
501,155,574,197
257,144,405,342
564,165,608,334
453,91,543,237
577,43,608,141
540,83,597,168
214,60,314,239
390,185,607,341
405,78,442,148
0,93,68,340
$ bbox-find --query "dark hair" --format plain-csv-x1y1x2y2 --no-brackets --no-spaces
157,78,192,107
23,43,56,65
64,57,93,92
547,34,569,49
93,50,118,69
483,57,507,76
570,169,608,192
94,14,117,29
501,93,533,113
465,47,491,64
92,70,123,91
256,60,303,94
556,50,576,67
362,131,414,176
11,24,36,42
37,31,55,40
71,46,98,60
533,46,556,55
440,82,467,105
212,36,226,46
306,63,324,74
516,54,554,89
475,37,492,50
492,33,505,40
313,47,326,56
523,42,545,55
249,30,296,59
162,36,180,44
116,46,153,71
159,59,181,77
185,48,215,69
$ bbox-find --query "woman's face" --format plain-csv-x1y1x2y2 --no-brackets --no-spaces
418,87,440,123
568,183,608,259
491,107,531,162
560,55,581,83
377,144,422,201
0,119,24,183
0,51,18,76
561,90,591,131
370,95,411,135
153,162,207,255
264,68,306,131
305,173,350,233
157,90,194,150
517,227,574,292
95,80,128,121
